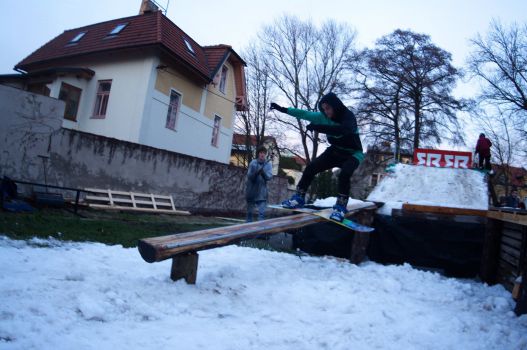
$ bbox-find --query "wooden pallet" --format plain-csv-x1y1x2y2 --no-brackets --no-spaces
84,188,190,215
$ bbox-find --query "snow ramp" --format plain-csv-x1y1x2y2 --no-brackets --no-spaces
367,164,488,215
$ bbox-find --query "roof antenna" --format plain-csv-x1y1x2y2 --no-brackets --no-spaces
139,0,169,15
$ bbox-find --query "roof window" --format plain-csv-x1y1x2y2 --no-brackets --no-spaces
108,23,128,36
69,32,86,44
184,38,195,55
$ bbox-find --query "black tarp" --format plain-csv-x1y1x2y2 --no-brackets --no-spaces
293,213,485,277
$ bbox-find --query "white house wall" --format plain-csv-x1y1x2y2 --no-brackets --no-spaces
48,56,155,143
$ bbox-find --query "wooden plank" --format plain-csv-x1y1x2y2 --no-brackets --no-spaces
170,252,198,284
501,243,521,259
88,203,190,215
402,204,488,217
501,235,522,249
500,249,520,267
85,195,111,202
487,210,527,226
138,203,377,263
151,194,157,210
392,209,487,224
503,228,524,241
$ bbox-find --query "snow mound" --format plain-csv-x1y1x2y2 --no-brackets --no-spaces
367,164,488,215
1,236,526,350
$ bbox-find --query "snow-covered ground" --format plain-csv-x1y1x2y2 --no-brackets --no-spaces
1,236,526,350
367,164,489,215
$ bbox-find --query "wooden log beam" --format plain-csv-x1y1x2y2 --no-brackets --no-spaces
402,204,488,217
138,203,377,263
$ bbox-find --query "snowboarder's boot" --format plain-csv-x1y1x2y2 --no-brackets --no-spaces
330,194,349,222
282,190,306,209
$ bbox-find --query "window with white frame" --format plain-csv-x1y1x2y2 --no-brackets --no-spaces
166,90,181,130
219,66,228,93
184,38,195,55
211,115,221,147
92,80,112,118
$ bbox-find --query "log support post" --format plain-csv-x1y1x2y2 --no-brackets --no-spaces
480,218,503,285
350,209,375,264
170,252,199,284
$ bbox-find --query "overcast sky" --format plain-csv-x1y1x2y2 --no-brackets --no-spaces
1,0,526,150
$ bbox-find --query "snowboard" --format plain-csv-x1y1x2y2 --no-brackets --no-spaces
267,204,375,233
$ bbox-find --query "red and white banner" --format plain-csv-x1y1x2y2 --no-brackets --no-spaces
413,148,473,169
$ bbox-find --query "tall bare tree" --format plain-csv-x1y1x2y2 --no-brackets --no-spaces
354,49,413,161
364,30,465,150
258,15,358,163
473,108,525,197
468,20,527,158
234,44,275,168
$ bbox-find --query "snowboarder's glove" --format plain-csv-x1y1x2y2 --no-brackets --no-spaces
270,102,287,114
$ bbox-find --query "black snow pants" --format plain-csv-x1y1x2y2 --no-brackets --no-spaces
297,146,360,195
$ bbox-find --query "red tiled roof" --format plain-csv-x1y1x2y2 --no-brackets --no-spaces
203,45,231,76
15,11,244,83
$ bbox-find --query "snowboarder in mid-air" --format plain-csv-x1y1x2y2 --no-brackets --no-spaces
270,92,364,222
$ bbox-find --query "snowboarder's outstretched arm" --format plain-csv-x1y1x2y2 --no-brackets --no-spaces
270,102,357,136
270,103,327,124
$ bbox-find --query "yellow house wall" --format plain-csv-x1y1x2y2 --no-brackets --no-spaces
154,66,203,112
204,60,236,128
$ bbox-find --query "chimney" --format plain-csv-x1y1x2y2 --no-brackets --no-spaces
139,0,159,15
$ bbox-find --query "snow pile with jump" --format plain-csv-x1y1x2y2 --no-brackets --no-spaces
1,236,526,350
367,164,489,215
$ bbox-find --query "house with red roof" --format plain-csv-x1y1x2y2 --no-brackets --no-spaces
0,1,246,164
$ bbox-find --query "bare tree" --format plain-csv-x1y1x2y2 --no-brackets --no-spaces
258,15,358,163
366,30,465,150
234,44,275,168
474,108,525,197
468,20,527,157
354,49,413,161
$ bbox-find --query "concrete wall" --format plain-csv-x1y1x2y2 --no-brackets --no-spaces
0,84,288,213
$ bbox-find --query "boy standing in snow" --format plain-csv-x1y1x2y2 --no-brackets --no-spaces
475,133,492,170
246,146,273,222
270,92,364,222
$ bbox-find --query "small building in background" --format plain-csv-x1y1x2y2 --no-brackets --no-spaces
279,154,307,190
230,134,279,175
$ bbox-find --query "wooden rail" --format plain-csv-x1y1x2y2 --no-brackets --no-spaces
402,204,488,217
138,202,377,283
